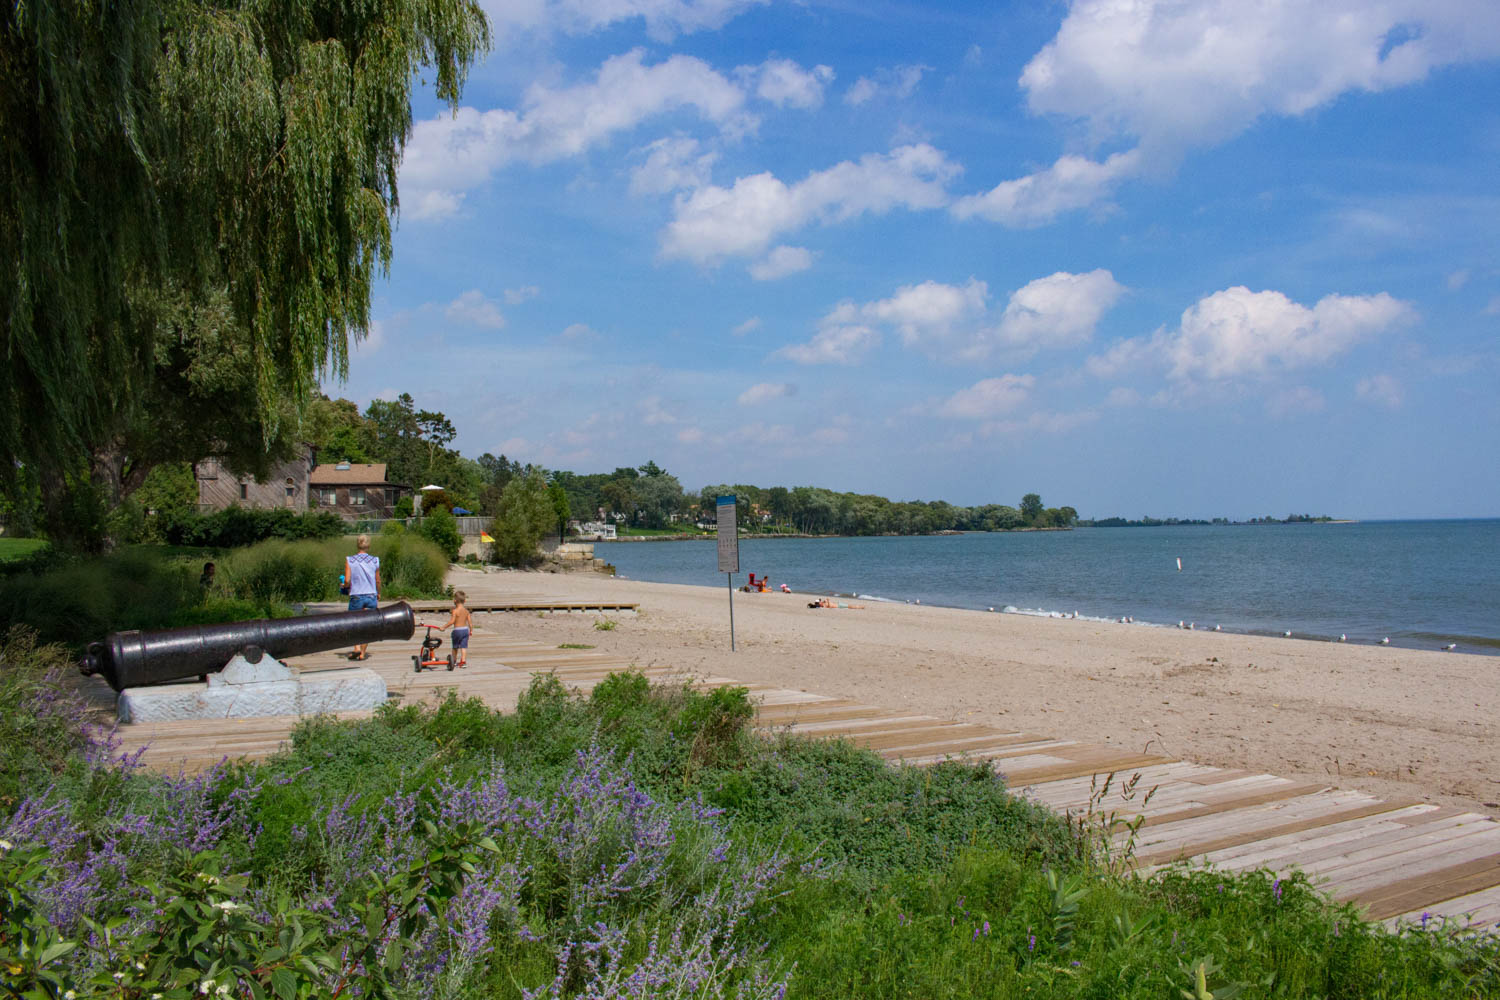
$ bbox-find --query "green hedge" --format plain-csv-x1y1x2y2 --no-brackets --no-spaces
214,535,448,604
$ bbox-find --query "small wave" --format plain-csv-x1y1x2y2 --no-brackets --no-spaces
854,593,902,603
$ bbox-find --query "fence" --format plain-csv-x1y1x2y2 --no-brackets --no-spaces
342,515,490,536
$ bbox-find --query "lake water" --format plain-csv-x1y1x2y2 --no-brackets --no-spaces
597,520,1500,655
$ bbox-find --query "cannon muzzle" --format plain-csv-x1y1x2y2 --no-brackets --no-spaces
82,602,415,692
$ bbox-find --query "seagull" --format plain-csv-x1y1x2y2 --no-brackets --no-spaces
1442,643,1457,651
1379,637,1390,645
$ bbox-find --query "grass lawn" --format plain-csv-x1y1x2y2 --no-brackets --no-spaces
0,537,47,562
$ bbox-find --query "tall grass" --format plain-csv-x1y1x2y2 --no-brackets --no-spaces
213,534,448,604
0,547,202,648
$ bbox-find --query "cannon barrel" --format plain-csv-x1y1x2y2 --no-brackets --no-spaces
82,602,415,692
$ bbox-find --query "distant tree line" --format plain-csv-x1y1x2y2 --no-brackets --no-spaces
1081,513,1337,527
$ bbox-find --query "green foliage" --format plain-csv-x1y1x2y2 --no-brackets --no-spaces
0,548,200,648
0,538,48,564
1,0,491,543
0,629,99,812
393,496,414,519
415,507,462,562
491,468,551,566
214,536,447,603
158,506,345,548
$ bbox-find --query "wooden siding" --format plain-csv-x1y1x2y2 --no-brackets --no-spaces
195,452,312,511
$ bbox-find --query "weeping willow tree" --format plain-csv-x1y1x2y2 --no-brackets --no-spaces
0,0,489,548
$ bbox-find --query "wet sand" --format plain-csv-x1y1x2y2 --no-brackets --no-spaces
449,566,1500,817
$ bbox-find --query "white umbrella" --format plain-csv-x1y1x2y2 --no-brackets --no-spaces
420,484,444,491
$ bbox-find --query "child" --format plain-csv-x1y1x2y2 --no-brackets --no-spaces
437,590,473,668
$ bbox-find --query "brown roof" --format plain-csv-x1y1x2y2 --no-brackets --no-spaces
309,463,397,486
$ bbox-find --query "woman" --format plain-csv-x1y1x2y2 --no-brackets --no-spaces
345,534,381,660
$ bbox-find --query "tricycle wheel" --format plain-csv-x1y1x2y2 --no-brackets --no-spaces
412,655,422,673
446,653,455,671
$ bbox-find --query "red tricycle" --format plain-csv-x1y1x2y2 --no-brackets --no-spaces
412,622,454,673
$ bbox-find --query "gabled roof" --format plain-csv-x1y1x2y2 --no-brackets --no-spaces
309,463,396,486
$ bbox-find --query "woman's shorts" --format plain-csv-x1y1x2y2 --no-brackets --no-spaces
348,594,378,611
451,627,470,649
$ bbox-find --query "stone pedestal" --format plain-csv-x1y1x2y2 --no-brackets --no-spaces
117,653,387,723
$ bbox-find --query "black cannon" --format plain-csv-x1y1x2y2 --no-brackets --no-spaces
82,602,415,692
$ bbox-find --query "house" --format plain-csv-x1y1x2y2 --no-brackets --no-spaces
308,462,409,519
195,447,315,511
574,521,617,540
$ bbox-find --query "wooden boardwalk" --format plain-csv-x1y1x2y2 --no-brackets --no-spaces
100,622,1500,935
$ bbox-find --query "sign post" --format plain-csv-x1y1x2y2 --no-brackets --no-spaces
716,495,739,651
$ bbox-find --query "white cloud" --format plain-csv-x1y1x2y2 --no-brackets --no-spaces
1104,386,1141,407
1356,374,1404,408
938,375,1036,419
503,285,541,305
676,426,706,444
661,144,960,263
951,149,1141,227
863,278,989,347
1163,287,1416,381
1265,386,1326,418
1446,269,1471,290
741,58,834,109
559,322,597,340
444,290,506,329
749,245,814,280
480,0,768,43
841,269,1123,361
737,382,795,405
774,303,880,365
844,64,928,105
731,317,762,336
402,50,748,219
956,1,1500,225
993,269,1126,351
631,136,720,195
1021,1,1500,152
1085,286,1416,384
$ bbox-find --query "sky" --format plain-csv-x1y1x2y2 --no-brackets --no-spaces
334,0,1500,520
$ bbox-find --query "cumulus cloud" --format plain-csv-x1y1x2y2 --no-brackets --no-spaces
1356,373,1404,408
480,0,768,43
951,149,1142,227
741,58,834,108
661,144,960,263
749,245,814,280
639,395,678,425
402,50,748,219
444,290,507,329
938,375,1036,419
559,322,597,340
773,302,880,364
631,136,720,195
837,269,1123,362
958,0,1500,225
1085,286,1416,385
731,317,762,336
504,285,541,305
844,64,928,105
1446,269,1471,290
737,381,795,404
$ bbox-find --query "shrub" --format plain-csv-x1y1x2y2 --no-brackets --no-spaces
157,506,345,548
415,506,462,562
214,536,449,603
0,548,201,648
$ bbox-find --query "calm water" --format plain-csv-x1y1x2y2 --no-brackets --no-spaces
598,520,1500,655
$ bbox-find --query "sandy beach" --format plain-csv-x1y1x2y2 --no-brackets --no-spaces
449,566,1500,817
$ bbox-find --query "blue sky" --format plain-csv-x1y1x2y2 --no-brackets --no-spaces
335,0,1500,520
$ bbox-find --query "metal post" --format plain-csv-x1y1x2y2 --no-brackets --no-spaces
727,573,736,652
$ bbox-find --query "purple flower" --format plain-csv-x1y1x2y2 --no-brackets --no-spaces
982,920,990,937
1272,878,1283,903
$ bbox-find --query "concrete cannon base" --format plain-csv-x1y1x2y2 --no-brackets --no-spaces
117,653,387,724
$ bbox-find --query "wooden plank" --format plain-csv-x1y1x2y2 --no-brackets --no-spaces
1200,805,1452,870
1315,827,1500,897
1004,753,1175,786
1349,854,1500,919
1386,881,1500,928
1130,798,1421,868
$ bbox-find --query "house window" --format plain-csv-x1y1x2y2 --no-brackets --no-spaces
350,488,366,506
319,488,337,506
240,483,248,500
284,478,295,497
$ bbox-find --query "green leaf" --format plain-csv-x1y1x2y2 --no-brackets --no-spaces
271,966,298,1000
36,940,76,965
